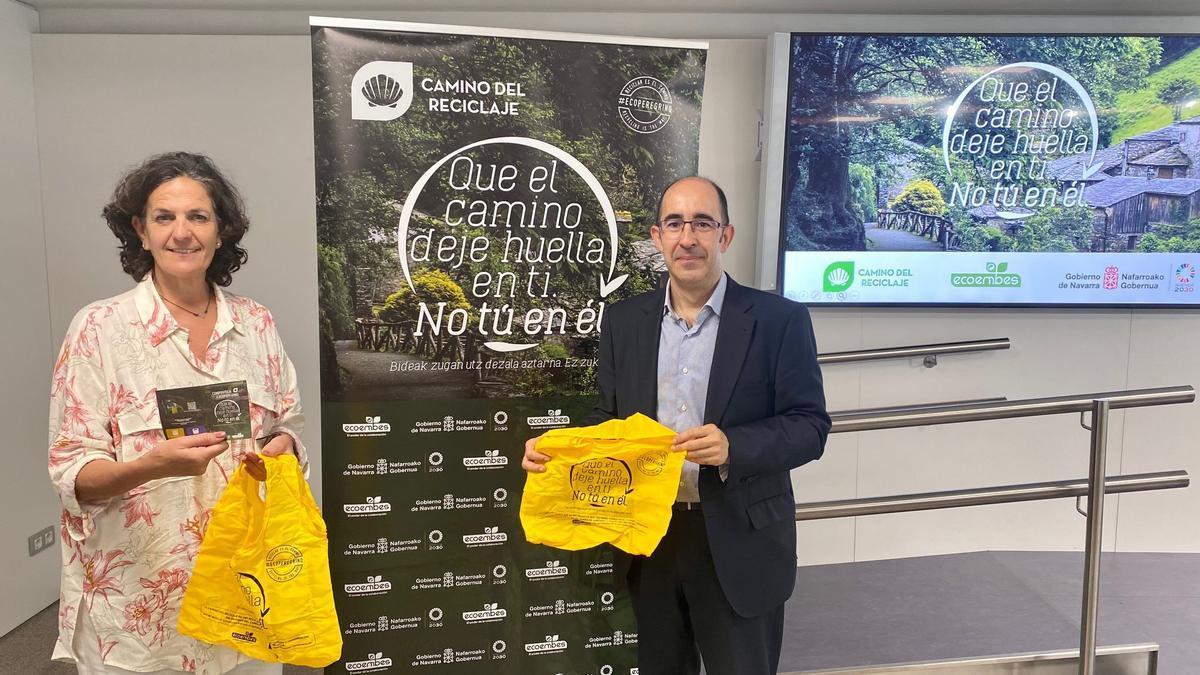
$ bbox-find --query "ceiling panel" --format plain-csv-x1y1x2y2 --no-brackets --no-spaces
18,0,1200,15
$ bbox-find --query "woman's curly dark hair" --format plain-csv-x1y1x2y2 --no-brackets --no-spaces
103,152,249,287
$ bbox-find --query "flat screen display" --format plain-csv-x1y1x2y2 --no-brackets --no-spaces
775,33,1200,306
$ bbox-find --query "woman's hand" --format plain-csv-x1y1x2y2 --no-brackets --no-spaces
143,431,230,479
75,431,231,503
242,432,295,481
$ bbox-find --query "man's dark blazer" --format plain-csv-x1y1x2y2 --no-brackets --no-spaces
590,274,831,618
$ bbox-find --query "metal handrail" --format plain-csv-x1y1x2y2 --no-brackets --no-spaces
801,384,1194,675
830,398,1007,418
818,338,1009,365
1080,400,1110,675
794,471,1189,521
787,642,1159,674
831,386,1194,433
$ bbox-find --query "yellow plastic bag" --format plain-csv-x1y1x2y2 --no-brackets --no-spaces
520,413,684,556
178,454,342,667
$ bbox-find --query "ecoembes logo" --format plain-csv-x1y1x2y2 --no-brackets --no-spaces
344,575,391,596
462,602,506,624
345,652,392,672
463,448,508,469
525,635,568,655
526,560,568,581
343,416,391,437
951,261,1021,288
344,496,391,516
351,61,413,121
823,261,855,292
528,409,570,429
463,526,507,547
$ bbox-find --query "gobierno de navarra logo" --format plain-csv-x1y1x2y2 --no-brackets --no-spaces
343,416,391,437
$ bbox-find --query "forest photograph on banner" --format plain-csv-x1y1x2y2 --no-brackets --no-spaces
311,17,706,675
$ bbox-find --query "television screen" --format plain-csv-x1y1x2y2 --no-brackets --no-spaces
771,33,1200,306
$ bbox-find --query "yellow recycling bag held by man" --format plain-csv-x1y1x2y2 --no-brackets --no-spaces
521,413,684,556
178,454,342,667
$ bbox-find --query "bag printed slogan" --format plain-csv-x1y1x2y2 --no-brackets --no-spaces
521,414,684,555
178,454,341,667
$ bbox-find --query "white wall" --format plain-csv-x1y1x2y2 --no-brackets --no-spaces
0,0,59,637
23,20,1200,580
32,35,323,508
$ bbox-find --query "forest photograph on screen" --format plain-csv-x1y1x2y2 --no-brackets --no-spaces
782,34,1200,257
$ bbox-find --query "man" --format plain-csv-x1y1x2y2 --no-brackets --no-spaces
523,176,830,674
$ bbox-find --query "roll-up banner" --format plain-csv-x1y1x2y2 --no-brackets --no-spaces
310,18,707,674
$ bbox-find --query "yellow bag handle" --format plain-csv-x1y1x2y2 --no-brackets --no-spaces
230,463,266,556
270,454,325,538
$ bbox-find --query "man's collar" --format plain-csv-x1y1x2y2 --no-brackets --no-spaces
663,272,728,319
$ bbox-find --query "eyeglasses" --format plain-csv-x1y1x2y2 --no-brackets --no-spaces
657,218,725,237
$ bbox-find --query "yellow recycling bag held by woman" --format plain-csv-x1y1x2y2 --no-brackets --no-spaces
178,454,342,667
521,413,684,556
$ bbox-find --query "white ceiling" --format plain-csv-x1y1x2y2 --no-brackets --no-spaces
18,0,1200,15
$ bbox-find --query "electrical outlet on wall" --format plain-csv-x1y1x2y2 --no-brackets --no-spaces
28,526,55,556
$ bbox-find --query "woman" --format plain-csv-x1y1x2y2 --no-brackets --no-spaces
48,152,305,675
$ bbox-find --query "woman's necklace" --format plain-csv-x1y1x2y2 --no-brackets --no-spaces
160,290,212,318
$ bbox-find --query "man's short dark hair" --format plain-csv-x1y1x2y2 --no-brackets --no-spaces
656,176,730,224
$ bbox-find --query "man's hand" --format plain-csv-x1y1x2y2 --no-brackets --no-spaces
521,436,549,473
243,432,296,481
673,424,729,466
143,431,230,479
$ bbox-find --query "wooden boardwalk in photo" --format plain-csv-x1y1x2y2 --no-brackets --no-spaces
864,221,944,251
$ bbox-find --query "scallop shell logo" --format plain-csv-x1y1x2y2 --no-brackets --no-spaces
362,74,404,108
822,261,855,293
351,61,413,121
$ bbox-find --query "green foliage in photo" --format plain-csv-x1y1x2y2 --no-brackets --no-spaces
889,179,947,216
